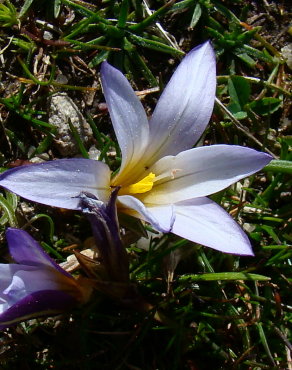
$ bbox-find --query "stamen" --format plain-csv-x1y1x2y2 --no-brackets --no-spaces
128,173,156,194
119,169,181,196
153,169,182,182
119,173,156,195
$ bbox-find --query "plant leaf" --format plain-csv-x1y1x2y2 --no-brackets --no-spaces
228,75,251,107
227,102,247,119
248,97,282,116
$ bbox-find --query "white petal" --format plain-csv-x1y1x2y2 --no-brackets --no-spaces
0,159,111,210
139,145,272,204
144,41,216,167
171,198,254,255
101,62,150,184
117,195,175,233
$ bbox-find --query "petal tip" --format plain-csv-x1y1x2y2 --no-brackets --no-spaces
188,39,216,62
101,60,109,72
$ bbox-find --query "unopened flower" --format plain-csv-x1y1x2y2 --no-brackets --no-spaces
0,41,272,255
77,187,129,284
0,228,90,330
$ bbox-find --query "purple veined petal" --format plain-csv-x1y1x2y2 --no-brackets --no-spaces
117,195,176,233
143,41,216,168
6,228,72,277
139,145,272,205
0,159,111,210
172,197,254,256
0,289,78,330
101,62,150,185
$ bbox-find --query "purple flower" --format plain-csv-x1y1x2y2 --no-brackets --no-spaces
0,228,89,330
78,187,129,283
0,41,272,256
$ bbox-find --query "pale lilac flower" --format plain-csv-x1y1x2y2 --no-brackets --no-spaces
0,42,272,255
0,228,89,330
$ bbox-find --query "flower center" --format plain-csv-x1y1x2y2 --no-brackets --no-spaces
119,173,156,195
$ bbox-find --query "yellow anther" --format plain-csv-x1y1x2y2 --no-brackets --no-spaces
118,173,157,196
113,172,156,195
127,173,156,194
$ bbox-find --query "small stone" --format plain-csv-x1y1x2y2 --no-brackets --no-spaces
281,44,292,70
43,31,53,40
88,145,101,160
30,157,46,163
48,92,93,156
243,223,256,233
55,74,68,84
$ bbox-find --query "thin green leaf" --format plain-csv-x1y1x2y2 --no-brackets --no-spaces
5,129,26,154
129,0,175,33
236,52,256,68
19,0,34,18
22,214,55,244
54,0,61,18
125,39,158,86
88,48,110,68
5,190,18,212
261,225,282,245
61,0,94,17
0,194,18,227
28,128,56,158
263,159,292,175
41,242,66,261
17,55,56,86
11,37,37,52
167,0,194,14
189,3,202,29
178,272,270,282
127,32,184,56
68,118,90,159
117,0,128,29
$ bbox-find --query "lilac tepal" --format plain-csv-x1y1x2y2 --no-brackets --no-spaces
0,228,90,330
